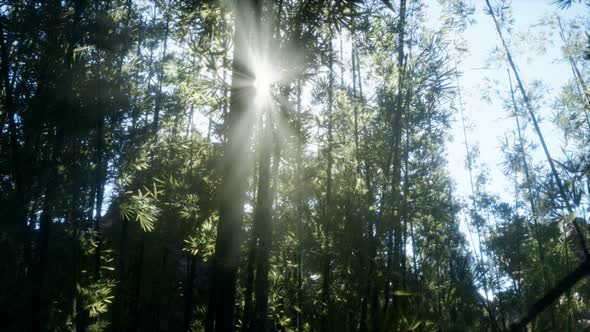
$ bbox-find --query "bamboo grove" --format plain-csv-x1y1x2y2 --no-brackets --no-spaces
0,0,589,331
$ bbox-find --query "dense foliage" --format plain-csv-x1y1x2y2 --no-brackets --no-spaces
0,0,588,331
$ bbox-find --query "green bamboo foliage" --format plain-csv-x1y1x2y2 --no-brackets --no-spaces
0,0,588,331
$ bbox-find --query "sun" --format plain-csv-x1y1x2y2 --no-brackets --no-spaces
254,67,273,93
252,60,278,106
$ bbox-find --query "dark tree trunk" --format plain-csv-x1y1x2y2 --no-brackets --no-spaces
183,254,196,331
133,232,146,331
206,1,259,331
383,1,406,328
31,1,85,328
252,112,273,332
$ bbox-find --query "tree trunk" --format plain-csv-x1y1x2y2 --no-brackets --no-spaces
507,68,557,328
31,1,84,328
295,79,304,332
92,18,106,280
153,9,170,136
321,27,334,332
252,110,273,332
383,1,407,328
206,0,259,330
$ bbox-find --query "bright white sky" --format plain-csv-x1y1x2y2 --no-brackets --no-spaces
444,0,588,204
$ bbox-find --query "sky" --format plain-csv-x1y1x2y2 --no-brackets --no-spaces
443,0,588,204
